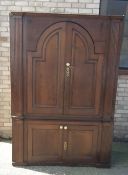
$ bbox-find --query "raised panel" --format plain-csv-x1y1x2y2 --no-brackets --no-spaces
27,122,63,162
12,118,24,164
66,125,99,162
34,33,59,107
64,23,104,116
68,131,93,157
26,23,65,115
70,32,96,108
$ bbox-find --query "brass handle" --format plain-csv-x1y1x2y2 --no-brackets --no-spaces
65,63,70,77
60,125,63,130
64,126,68,130
64,141,68,151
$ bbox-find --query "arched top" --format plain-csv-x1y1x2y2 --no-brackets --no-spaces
37,22,65,52
36,21,95,55
69,22,95,54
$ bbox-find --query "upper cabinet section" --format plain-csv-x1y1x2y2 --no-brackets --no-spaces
26,21,103,117
10,13,123,120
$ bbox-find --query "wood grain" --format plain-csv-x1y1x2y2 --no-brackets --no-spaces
10,12,123,167
10,14,23,116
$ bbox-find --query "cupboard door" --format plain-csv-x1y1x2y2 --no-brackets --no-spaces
64,23,104,116
27,121,63,163
26,21,104,117
26,23,66,115
65,124,99,163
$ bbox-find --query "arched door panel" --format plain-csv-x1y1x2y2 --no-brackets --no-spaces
27,23,66,114
64,23,103,116
26,22,104,117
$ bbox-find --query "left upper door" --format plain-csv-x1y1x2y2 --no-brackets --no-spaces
26,22,66,115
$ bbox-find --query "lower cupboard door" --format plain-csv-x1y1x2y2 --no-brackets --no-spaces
27,122,63,163
65,125,100,163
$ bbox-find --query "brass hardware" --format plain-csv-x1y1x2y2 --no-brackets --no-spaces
64,141,68,151
66,63,70,67
65,62,71,77
64,126,68,130
60,125,63,130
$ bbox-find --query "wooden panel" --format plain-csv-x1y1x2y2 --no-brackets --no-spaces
64,23,104,116
103,20,123,121
99,123,113,166
10,13,123,167
12,117,24,164
34,34,60,106
10,14,23,116
65,124,100,163
26,22,65,115
27,121,63,162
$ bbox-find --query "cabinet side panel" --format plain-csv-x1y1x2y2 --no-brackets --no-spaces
12,118,24,164
10,14,23,116
99,123,113,165
103,19,123,121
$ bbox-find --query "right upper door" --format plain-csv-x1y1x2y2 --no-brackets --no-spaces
64,22,104,117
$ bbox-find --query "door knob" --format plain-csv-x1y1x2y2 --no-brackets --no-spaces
64,126,68,130
60,125,63,130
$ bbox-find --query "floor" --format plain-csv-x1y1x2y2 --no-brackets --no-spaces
0,140,128,175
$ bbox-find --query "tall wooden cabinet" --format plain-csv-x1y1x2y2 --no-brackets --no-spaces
10,12,123,167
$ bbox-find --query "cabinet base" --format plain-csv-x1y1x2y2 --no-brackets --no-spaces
12,162,28,166
12,161,111,168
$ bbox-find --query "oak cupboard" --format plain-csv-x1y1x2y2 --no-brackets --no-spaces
25,121,100,164
10,12,123,167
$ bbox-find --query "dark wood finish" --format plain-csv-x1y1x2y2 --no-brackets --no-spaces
26,121,63,162
27,22,65,115
119,69,128,75
12,117,24,164
64,22,103,116
65,124,100,163
25,21,104,117
10,14,23,116
99,123,113,166
103,20,123,121
24,120,101,164
10,12,123,167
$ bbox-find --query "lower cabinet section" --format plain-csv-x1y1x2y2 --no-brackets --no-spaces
26,121,99,164
12,118,113,167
